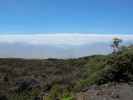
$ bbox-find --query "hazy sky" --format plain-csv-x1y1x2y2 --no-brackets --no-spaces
0,34,133,58
0,0,133,58
0,0,133,33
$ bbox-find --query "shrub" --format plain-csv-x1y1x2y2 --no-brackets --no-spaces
46,84,62,100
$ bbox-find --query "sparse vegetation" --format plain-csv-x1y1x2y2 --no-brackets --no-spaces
0,40,133,99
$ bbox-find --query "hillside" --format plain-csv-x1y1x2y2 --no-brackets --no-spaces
0,45,133,100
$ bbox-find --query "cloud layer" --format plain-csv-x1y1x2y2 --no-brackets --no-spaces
0,33,133,58
0,33,133,45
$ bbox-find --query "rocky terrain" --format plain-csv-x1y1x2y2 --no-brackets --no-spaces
0,45,133,100
77,83,133,100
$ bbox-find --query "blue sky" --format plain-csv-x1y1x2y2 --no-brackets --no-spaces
0,0,133,33
0,0,133,58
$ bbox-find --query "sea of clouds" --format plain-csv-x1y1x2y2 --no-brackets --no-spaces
0,33,133,58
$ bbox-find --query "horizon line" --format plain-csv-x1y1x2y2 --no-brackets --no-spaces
0,33,133,35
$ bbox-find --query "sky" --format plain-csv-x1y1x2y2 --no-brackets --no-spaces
0,0,133,58
0,0,133,33
0,34,133,58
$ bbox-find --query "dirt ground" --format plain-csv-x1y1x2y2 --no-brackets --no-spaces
77,83,133,100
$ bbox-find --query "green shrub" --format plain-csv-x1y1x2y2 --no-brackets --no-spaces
47,84,62,100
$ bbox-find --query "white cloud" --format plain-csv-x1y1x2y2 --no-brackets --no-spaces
0,33,133,58
0,33,133,45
